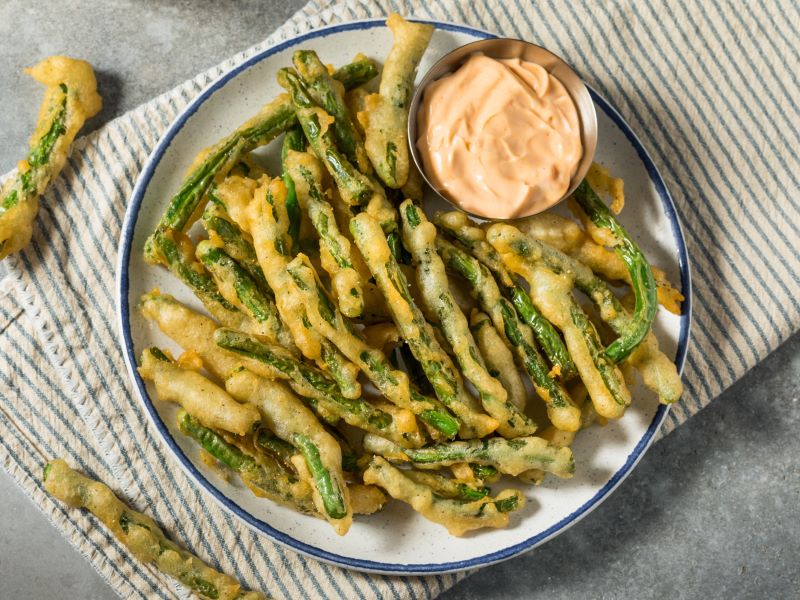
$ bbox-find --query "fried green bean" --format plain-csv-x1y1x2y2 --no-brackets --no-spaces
44,459,268,600
202,197,272,294
139,290,341,424
496,213,682,403
433,211,577,380
138,347,261,436
350,211,498,439
293,50,370,173
248,177,362,399
470,310,527,411
436,236,581,432
1,56,102,259
331,56,379,91
139,290,264,379
403,469,490,502
144,60,378,263
401,201,536,438
570,180,658,362
225,369,351,533
285,150,364,317
278,68,373,206
196,240,294,349
286,253,460,439
141,228,253,330
177,411,315,516
214,328,426,448
363,433,575,478
361,14,433,188
144,94,295,265
363,456,524,536
487,224,632,419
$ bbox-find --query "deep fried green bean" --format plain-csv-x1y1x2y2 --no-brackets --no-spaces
214,328,425,448
433,211,577,380
286,253,460,439
364,433,575,478
401,201,536,438
294,50,370,173
436,236,581,432
350,211,498,439
278,68,373,206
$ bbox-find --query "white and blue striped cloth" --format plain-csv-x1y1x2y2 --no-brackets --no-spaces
1,1,797,598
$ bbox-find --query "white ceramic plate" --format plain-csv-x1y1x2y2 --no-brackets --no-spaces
117,19,692,575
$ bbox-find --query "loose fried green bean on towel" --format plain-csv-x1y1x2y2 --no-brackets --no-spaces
1,57,102,259
44,458,268,600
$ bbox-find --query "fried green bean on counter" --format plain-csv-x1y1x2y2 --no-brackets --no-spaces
43,459,268,600
0,56,102,259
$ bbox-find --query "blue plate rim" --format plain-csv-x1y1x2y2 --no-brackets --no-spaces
116,17,693,575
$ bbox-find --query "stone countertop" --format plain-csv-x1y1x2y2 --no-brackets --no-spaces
1,2,798,598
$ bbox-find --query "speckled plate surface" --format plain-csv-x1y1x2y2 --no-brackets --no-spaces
117,19,691,575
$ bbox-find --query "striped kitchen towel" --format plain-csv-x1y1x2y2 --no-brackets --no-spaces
1,0,798,599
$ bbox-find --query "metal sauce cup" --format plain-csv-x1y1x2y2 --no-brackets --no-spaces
408,38,598,221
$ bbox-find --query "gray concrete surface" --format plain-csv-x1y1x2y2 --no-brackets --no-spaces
1,2,798,599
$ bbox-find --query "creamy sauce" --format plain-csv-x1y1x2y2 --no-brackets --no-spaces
417,54,582,218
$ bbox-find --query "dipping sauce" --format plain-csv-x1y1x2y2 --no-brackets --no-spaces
416,54,582,219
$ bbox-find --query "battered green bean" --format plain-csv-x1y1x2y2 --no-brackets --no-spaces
361,14,433,188
214,328,426,448
1,57,102,258
364,433,575,478
139,290,341,424
285,150,364,317
44,458,268,600
350,211,498,439
278,68,373,206
403,468,490,502
502,213,682,403
145,228,247,330
138,347,260,436
293,49,370,173
433,211,577,379
436,237,581,432
177,411,315,516
225,369,352,532
286,253,460,439
470,310,528,411
248,176,362,399
487,224,632,419
363,456,525,536
571,180,657,363
196,240,293,349
144,59,379,263
400,201,536,438
202,197,272,295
